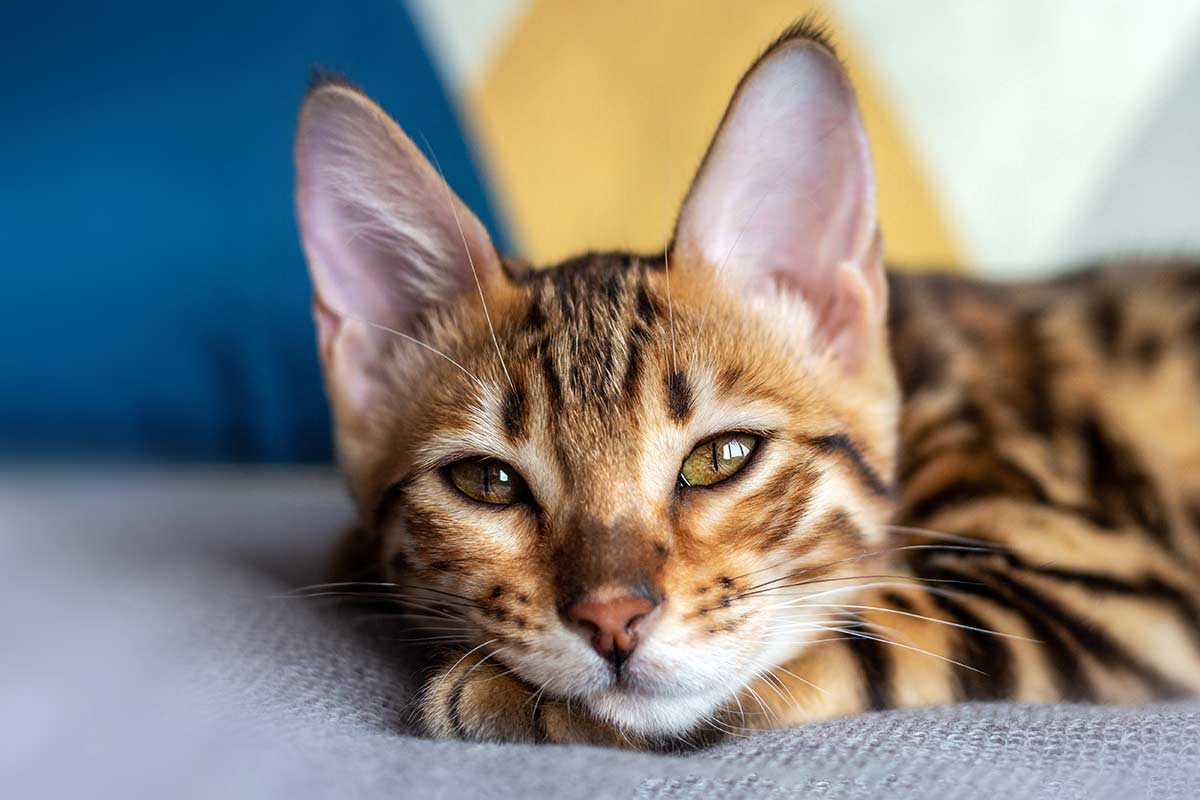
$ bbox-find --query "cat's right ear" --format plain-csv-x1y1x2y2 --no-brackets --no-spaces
673,26,884,372
294,79,503,412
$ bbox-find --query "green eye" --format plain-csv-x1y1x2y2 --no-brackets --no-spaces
679,433,759,488
447,459,528,506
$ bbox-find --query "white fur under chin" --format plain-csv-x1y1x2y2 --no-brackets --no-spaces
580,633,814,737
582,685,733,737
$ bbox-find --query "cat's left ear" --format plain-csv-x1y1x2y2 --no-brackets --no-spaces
674,27,884,371
294,79,505,414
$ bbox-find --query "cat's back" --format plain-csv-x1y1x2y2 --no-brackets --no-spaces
887,261,1200,566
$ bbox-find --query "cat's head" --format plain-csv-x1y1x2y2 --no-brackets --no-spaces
294,24,899,737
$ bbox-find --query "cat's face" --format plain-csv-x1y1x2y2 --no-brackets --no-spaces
295,30,899,735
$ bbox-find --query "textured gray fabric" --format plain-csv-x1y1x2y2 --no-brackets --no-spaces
2,469,1197,800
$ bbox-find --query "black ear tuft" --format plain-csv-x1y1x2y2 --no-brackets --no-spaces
306,67,360,96
770,15,838,57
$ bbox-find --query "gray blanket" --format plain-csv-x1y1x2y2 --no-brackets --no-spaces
2,469,1196,799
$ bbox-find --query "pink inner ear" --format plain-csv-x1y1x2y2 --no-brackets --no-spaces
294,86,503,412
676,40,882,360
297,183,426,332
294,86,500,336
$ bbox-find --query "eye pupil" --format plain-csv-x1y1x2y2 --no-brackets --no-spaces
679,433,759,489
447,459,526,506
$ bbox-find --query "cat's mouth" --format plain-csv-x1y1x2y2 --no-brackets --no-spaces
497,608,766,733
572,651,742,716
580,682,735,736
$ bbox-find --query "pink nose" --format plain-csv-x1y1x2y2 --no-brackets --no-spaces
567,594,657,664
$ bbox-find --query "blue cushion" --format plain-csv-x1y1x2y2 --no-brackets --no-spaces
1,1,510,462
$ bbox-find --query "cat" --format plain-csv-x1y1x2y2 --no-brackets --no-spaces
292,20,1200,747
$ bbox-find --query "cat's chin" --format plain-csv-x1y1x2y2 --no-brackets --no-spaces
581,685,732,737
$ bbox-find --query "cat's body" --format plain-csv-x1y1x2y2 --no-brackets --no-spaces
294,23,1200,747
751,263,1200,723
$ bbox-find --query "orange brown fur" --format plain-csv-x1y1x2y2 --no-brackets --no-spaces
299,23,1200,747
327,252,1200,744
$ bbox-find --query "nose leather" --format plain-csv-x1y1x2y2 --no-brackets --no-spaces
567,594,657,664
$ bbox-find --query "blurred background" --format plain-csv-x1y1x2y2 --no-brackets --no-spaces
5,0,1200,465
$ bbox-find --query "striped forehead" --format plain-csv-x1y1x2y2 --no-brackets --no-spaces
502,252,685,424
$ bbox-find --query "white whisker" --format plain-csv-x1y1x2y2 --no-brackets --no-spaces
738,544,992,597
422,136,513,391
758,580,925,606
464,646,509,682
741,683,775,722
753,594,1036,642
746,573,981,600
884,524,998,548
729,686,748,727
444,638,499,677
380,634,474,645
664,244,677,373
767,663,823,698
528,684,548,727
753,664,803,705
812,625,985,674
271,590,468,618
701,712,749,739
764,600,1036,642
344,313,492,396
289,580,404,592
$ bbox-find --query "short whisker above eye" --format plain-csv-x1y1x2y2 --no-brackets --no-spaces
341,313,495,400
420,133,515,395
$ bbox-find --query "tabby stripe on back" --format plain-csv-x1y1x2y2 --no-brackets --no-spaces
1077,416,1174,550
979,568,1188,698
914,562,1096,702
845,614,893,711
923,591,1015,700
993,551,1200,654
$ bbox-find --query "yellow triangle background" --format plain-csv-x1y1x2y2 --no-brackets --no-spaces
467,0,961,270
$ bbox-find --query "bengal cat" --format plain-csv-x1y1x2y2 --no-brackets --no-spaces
292,21,1200,747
